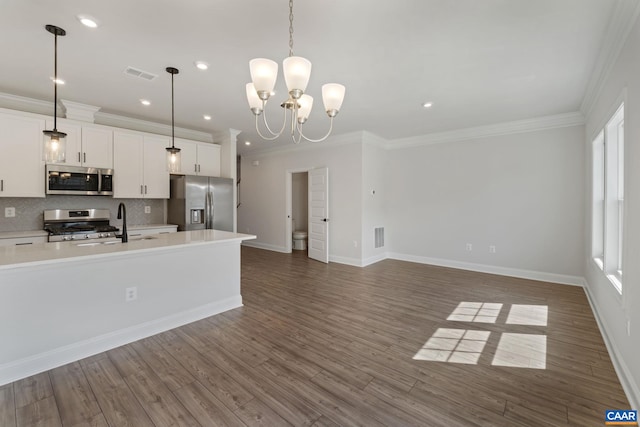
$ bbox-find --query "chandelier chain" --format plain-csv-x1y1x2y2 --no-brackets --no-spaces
289,0,294,57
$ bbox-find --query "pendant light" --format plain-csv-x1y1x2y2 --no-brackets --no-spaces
165,67,181,173
43,25,67,163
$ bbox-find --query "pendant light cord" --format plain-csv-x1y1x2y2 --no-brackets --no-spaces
171,72,175,148
53,32,58,131
289,0,294,57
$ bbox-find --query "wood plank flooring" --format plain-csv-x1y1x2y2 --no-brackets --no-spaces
1,246,629,426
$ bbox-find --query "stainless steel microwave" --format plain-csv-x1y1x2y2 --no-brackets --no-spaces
46,165,114,196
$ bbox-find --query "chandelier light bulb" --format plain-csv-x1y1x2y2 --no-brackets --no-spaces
246,83,264,114
297,94,313,123
322,84,346,116
250,58,278,99
283,56,311,98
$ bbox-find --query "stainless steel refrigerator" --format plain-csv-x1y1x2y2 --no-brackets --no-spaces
167,175,234,232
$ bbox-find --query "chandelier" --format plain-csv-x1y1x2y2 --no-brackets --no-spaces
246,0,345,144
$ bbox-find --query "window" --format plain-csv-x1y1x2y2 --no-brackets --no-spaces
592,103,624,293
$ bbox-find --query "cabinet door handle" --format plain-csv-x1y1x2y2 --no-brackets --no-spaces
140,185,144,194
78,152,81,162
144,185,147,194
83,152,87,163
1,179,3,191
194,164,198,172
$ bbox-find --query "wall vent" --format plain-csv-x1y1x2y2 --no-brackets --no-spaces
374,227,385,248
123,66,157,81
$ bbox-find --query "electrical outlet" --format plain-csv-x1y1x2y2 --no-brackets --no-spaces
5,207,16,218
466,243,472,251
125,286,137,302
144,206,151,214
489,245,496,253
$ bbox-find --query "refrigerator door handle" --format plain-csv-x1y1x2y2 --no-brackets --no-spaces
205,191,213,229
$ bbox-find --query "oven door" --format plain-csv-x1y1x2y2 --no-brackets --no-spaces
46,165,110,195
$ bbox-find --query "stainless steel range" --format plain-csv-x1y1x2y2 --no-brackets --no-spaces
44,209,119,242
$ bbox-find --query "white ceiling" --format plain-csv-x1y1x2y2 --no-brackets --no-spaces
0,0,616,154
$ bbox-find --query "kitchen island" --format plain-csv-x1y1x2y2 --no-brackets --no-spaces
0,229,255,385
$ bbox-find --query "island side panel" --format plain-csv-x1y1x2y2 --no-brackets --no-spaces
0,240,242,385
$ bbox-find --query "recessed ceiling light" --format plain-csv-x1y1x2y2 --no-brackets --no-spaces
50,77,65,85
245,141,251,146
195,61,209,70
203,115,212,120
422,102,433,108
77,15,98,28
140,99,151,106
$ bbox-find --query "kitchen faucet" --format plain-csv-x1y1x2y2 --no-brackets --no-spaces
116,202,128,243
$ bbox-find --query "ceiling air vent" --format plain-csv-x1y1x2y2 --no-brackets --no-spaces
123,66,157,81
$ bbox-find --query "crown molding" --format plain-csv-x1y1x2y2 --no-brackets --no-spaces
580,0,640,118
60,99,100,123
242,130,366,159
94,111,214,143
0,92,54,116
386,112,585,150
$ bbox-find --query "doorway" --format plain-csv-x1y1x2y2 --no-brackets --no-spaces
285,167,330,263
289,171,308,254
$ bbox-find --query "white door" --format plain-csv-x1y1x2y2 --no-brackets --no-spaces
308,167,329,263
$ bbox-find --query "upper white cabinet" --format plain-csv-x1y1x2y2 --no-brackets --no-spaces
0,112,45,198
81,126,113,169
46,119,113,169
113,131,169,199
175,139,220,176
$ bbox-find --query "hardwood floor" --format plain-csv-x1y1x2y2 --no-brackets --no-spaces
1,246,629,426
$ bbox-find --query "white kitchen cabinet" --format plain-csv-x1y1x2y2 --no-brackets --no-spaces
0,236,47,247
127,225,178,239
0,112,45,198
143,135,171,198
47,119,113,169
113,131,169,199
175,139,220,176
81,126,113,169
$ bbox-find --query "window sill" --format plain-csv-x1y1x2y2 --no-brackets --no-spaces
606,273,622,294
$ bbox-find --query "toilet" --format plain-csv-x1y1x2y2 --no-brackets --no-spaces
292,230,308,250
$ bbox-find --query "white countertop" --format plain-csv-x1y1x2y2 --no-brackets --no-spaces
0,230,256,270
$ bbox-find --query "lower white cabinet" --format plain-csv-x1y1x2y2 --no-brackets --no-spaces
0,236,47,247
127,225,178,239
113,131,170,199
0,112,45,198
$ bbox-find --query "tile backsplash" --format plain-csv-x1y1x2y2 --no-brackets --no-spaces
0,197,165,232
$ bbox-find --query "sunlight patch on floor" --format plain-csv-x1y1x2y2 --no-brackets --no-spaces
506,304,548,326
446,302,503,323
413,328,490,364
491,333,547,369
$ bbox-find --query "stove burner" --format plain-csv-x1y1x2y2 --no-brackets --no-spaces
44,209,119,242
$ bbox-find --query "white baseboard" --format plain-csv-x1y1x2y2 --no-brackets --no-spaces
329,254,364,267
582,282,640,410
242,240,289,253
362,253,387,267
386,252,585,286
0,296,242,386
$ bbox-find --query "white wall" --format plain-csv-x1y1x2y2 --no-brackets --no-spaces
362,133,388,264
384,126,585,280
583,13,640,409
238,133,363,264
